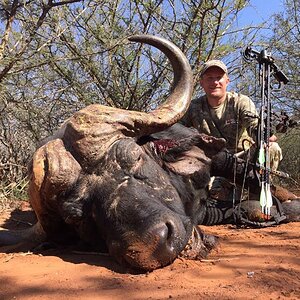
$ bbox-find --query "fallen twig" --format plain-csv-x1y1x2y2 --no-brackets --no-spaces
72,250,110,256
10,217,33,226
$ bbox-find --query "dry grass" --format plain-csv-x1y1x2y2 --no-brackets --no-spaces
0,178,29,213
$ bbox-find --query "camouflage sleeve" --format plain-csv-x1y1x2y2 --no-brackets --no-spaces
237,94,259,140
180,108,191,126
180,99,198,127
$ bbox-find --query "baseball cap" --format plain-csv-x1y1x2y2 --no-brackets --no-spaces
200,60,228,77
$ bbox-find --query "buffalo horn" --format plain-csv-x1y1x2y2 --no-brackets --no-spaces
127,34,193,135
62,35,193,166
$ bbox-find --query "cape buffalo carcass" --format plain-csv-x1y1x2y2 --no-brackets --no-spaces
0,35,299,271
0,35,222,271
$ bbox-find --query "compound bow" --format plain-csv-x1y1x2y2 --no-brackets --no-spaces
243,47,289,218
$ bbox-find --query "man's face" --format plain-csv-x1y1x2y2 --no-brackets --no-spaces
200,67,229,100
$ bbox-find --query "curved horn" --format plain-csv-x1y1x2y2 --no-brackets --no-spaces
62,35,193,167
127,34,194,135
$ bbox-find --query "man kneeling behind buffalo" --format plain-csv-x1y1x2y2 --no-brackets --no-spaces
181,60,297,226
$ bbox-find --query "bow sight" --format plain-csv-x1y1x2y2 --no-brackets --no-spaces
243,47,289,88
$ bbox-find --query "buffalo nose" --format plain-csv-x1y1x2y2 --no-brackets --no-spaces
152,221,173,244
150,219,187,262
119,216,192,270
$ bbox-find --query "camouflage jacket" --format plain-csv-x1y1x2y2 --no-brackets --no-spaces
181,92,259,152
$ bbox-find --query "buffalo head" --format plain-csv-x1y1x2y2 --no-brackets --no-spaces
22,35,217,270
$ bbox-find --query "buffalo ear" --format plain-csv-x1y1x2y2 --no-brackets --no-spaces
159,132,226,160
195,134,226,158
164,146,209,176
164,146,211,189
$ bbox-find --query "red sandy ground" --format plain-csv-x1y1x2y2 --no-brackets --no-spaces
0,202,299,300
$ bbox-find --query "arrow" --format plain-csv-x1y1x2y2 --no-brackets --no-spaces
260,182,266,211
265,183,273,216
258,141,273,217
258,140,265,166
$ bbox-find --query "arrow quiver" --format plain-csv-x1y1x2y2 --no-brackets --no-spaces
243,47,289,217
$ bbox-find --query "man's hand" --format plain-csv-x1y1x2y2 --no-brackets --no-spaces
269,135,277,142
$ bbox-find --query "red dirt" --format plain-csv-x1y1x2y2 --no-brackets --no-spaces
0,202,299,300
